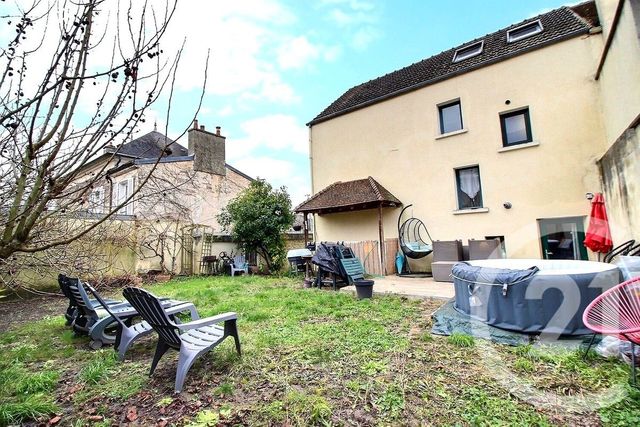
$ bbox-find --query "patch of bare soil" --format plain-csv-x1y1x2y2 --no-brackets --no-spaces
0,294,66,333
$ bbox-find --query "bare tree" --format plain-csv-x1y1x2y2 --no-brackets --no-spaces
0,0,207,288
0,219,137,294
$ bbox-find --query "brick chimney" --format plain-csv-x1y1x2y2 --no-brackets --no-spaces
187,120,226,176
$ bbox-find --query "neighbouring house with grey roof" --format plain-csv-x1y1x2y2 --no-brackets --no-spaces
72,120,254,275
301,0,639,275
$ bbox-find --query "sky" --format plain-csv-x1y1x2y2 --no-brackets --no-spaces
2,0,578,205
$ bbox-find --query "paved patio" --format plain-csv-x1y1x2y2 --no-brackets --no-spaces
342,275,455,300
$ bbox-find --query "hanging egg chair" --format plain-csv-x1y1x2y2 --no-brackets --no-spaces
397,204,433,259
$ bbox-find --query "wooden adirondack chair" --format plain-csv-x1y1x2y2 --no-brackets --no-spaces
123,287,241,393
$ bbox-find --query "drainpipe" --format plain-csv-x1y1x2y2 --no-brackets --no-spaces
308,126,314,197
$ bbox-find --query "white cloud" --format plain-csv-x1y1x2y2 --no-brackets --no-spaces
230,156,310,205
277,36,342,70
233,157,295,182
157,0,336,106
323,45,343,61
258,74,301,104
352,26,381,50
227,114,308,160
320,0,375,11
319,0,381,51
218,106,234,117
277,36,320,70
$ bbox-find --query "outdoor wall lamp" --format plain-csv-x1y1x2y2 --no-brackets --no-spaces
585,192,595,200
503,202,512,209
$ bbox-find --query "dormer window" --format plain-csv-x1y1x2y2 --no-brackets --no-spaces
507,20,543,43
452,41,484,63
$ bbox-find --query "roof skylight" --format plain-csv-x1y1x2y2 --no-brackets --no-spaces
452,41,484,63
507,20,544,43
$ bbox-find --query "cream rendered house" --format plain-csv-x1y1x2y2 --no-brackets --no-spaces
73,121,253,275
302,1,639,271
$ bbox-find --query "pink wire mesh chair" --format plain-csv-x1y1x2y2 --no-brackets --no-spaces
582,276,640,386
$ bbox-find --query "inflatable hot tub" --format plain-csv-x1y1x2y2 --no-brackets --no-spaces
452,259,620,335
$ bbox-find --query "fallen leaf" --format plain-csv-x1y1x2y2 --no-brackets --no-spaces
126,406,138,422
88,415,103,421
48,415,61,425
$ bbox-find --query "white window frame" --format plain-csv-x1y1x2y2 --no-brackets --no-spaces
88,187,105,214
507,20,543,43
452,41,484,63
116,177,134,215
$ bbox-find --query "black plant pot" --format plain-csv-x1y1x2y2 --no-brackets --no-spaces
354,279,374,299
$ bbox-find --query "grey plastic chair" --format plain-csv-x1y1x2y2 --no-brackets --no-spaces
123,287,241,393
58,274,119,326
85,283,199,360
230,255,248,276
68,278,196,352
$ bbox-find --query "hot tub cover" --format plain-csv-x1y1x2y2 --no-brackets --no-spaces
452,260,620,336
451,263,539,296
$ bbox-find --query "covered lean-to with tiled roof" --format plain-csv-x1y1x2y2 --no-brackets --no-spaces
296,177,401,215
308,4,598,125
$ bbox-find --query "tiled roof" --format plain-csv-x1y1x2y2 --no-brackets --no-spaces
296,177,401,214
107,131,253,181
309,3,596,125
116,131,188,159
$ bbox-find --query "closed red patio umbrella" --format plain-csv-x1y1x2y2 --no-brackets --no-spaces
584,193,613,255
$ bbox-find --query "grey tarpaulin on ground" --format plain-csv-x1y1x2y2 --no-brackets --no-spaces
615,256,640,281
431,299,531,346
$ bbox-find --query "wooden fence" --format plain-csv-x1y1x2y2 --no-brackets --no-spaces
343,238,399,276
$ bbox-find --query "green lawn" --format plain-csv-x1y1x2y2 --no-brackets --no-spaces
0,276,638,426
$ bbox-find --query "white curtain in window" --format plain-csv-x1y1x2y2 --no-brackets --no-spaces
459,168,480,199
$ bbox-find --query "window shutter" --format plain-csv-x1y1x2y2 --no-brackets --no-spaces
111,182,117,213
96,188,104,213
126,177,135,215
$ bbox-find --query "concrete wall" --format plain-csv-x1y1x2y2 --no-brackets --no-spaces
594,0,640,241
309,33,607,259
597,127,640,242
595,0,640,146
